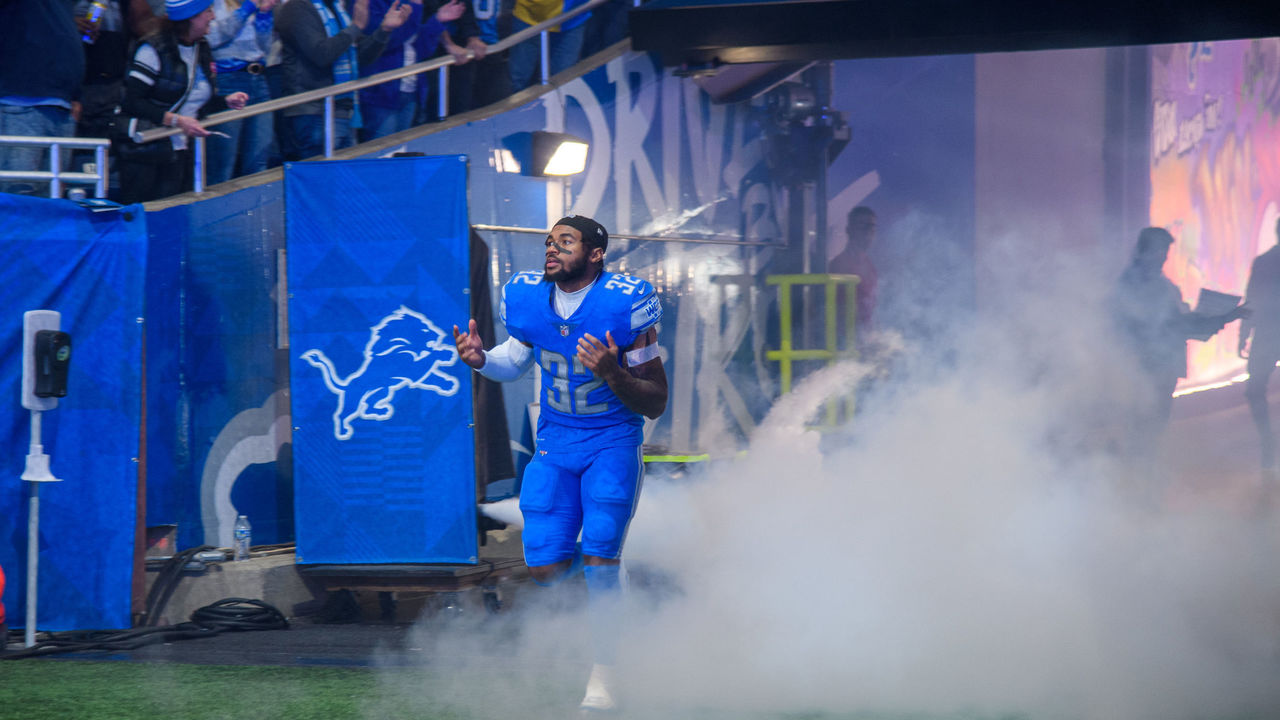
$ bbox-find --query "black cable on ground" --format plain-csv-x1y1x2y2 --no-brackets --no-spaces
143,544,214,627
190,598,288,631
1,598,288,660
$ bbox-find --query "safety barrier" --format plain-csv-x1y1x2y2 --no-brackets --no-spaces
766,273,861,426
135,0,627,193
0,136,110,199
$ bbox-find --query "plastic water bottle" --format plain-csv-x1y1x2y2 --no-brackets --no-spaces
233,515,251,561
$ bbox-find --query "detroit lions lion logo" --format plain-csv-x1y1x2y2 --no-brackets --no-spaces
301,306,461,441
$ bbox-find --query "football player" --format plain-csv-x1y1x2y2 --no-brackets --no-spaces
454,215,667,712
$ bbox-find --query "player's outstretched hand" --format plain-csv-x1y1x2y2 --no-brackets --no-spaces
453,318,486,369
578,331,622,379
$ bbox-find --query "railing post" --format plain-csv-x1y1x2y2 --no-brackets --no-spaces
90,0,609,181
324,96,335,158
95,144,108,199
437,65,449,119
193,136,206,193
540,30,551,85
49,143,62,199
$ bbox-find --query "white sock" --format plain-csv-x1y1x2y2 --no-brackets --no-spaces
580,663,617,711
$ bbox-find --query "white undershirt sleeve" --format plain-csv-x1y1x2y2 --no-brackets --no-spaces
477,336,534,382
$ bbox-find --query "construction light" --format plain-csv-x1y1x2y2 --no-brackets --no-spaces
537,132,589,176
500,131,590,177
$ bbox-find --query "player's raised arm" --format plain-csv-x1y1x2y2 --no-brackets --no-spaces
452,318,486,369
577,326,668,419
456,322,535,382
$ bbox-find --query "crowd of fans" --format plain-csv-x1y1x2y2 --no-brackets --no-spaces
0,0,631,202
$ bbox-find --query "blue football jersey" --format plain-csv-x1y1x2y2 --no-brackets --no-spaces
470,0,499,44
501,271,662,434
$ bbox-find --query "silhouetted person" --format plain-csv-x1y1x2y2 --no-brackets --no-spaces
828,205,878,347
1238,217,1280,473
1111,227,1246,455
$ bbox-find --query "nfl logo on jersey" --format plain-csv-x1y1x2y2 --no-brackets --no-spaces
560,325,570,337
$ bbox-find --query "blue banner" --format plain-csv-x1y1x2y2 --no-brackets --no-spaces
145,185,291,553
0,194,146,631
287,156,478,564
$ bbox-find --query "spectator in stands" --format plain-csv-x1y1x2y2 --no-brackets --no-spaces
505,0,589,92
115,0,249,203
358,0,463,141
425,0,489,118
275,0,411,159
264,34,297,165
461,0,508,109
579,0,627,58
74,0,159,194
205,0,280,184
0,0,85,196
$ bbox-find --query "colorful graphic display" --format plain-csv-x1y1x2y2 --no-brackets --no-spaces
1151,38,1280,386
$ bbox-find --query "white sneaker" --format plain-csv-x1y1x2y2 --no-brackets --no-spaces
579,663,618,712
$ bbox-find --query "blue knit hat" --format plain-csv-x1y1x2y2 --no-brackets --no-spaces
165,0,212,21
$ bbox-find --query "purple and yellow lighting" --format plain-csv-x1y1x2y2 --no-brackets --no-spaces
1151,39,1280,390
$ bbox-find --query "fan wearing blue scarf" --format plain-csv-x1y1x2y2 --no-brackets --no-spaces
276,0,411,159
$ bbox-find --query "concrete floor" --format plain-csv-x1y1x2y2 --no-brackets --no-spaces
1165,379,1280,511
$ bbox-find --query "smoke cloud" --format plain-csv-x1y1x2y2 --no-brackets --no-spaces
379,221,1280,720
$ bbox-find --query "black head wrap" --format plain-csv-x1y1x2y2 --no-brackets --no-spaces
553,215,608,253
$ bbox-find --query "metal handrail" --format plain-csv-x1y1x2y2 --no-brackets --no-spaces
472,223,788,247
0,135,111,198
136,0,610,142
135,0,610,192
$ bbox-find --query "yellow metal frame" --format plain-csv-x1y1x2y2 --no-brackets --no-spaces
765,273,861,426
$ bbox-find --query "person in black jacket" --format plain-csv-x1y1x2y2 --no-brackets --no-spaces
74,0,159,196
275,0,410,159
422,0,489,119
1238,217,1280,473
1110,227,1247,456
116,0,248,203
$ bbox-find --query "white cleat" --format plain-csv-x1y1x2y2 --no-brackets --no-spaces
579,663,618,713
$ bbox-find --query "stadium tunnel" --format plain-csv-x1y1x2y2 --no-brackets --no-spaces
3,0,1280,642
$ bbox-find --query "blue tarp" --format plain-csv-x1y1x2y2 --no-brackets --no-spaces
287,156,478,564
0,194,146,631
144,185,291,552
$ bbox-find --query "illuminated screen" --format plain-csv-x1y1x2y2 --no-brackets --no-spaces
1150,39,1280,387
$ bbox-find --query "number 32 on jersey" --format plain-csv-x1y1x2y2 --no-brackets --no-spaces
539,349,608,415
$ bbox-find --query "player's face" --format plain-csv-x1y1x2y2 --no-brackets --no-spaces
544,225,591,283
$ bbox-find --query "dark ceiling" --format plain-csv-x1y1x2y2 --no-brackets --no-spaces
630,0,1280,68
